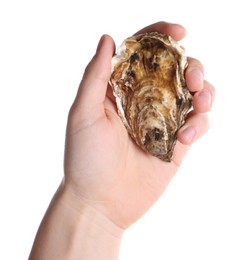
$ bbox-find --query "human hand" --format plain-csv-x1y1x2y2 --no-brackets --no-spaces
63,22,215,229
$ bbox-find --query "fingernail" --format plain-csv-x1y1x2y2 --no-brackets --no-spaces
181,126,196,144
199,89,212,107
191,69,203,83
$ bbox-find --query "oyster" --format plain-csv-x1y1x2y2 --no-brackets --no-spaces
110,32,192,162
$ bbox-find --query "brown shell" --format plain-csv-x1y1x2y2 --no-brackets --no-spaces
109,32,192,162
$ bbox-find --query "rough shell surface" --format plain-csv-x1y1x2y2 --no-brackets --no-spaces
109,32,192,162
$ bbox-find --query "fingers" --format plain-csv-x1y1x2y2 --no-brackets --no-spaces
177,111,209,146
192,80,215,113
172,112,208,166
70,35,115,120
172,111,208,167
177,59,214,145
185,57,205,92
134,21,186,41
186,57,216,113
173,56,215,166
173,81,214,166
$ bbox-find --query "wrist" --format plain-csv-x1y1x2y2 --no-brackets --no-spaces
59,182,125,239
29,181,124,260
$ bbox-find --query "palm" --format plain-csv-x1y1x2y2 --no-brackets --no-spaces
101,94,185,227
64,88,187,228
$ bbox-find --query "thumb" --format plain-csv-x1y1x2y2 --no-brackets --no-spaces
71,34,115,120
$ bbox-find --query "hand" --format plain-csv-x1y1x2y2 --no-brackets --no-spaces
63,21,215,229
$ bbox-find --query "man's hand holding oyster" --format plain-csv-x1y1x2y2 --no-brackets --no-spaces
29,21,215,260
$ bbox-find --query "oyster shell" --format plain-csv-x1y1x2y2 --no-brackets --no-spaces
110,32,192,162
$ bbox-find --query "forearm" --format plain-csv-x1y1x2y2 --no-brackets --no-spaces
29,183,124,260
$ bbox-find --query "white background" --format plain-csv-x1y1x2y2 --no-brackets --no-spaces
0,0,238,259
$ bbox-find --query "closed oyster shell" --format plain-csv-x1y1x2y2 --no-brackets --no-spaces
110,32,192,162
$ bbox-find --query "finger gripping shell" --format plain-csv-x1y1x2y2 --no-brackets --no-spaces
110,32,192,162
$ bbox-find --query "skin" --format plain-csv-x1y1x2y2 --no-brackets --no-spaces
29,22,215,260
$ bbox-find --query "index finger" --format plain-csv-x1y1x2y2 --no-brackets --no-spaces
134,21,186,41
